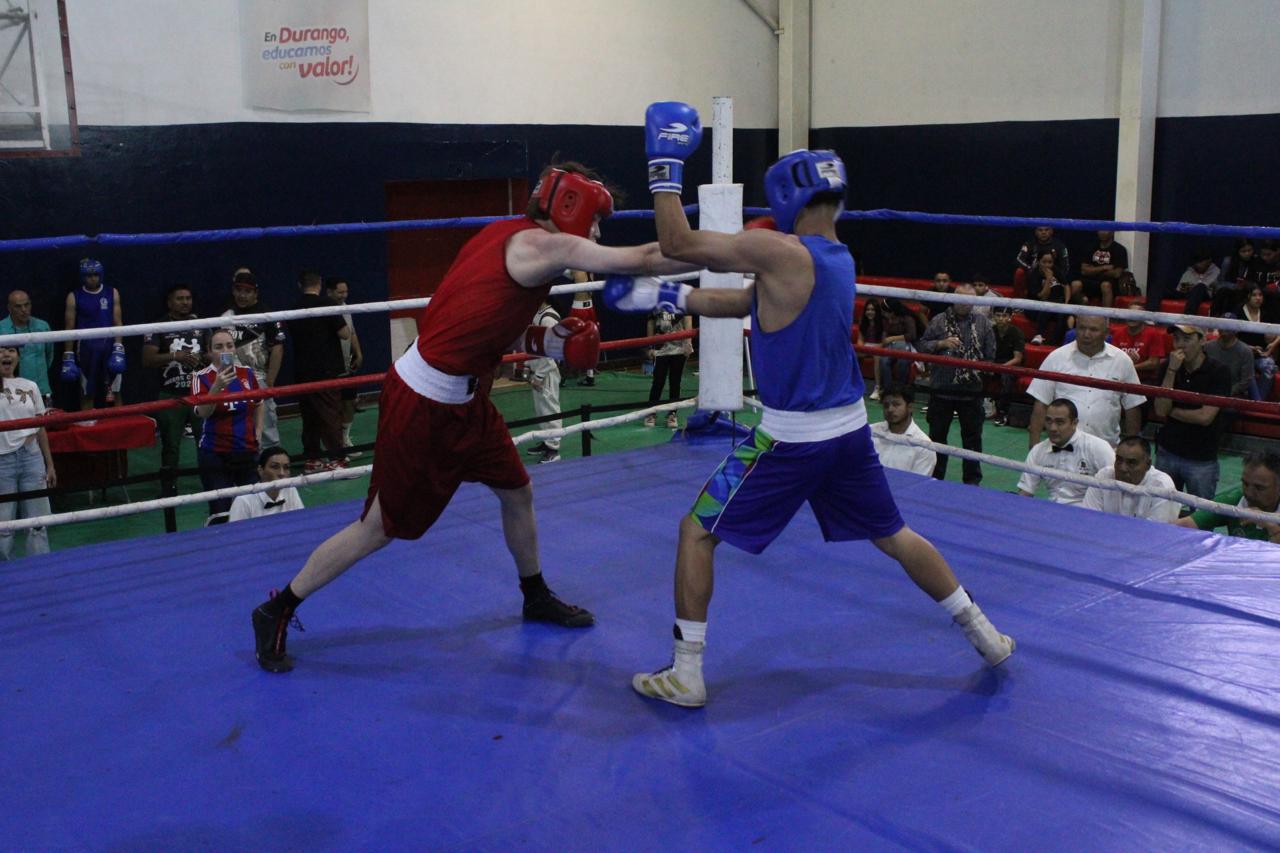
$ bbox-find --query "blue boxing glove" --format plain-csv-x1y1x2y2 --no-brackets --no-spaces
645,101,702,194
603,275,692,315
60,352,80,383
107,343,126,375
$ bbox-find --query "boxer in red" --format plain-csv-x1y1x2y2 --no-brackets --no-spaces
252,162,699,673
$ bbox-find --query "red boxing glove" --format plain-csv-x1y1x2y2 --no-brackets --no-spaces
523,316,600,371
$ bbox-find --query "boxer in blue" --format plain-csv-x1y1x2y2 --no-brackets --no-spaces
606,102,1015,708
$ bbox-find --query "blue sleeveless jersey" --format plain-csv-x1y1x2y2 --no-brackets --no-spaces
75,285,114,350
749,235,863,412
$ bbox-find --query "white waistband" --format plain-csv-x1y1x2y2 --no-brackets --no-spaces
760,400,868,443
394,343,476,404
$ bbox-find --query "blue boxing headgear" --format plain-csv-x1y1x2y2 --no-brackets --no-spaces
763,149,847,233
79,258,104,279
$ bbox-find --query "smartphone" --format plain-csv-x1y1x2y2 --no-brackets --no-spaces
219,353,235,369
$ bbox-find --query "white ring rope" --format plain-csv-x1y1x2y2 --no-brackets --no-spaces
2,272,1275,349
0,397,699,532
739,396,1280,526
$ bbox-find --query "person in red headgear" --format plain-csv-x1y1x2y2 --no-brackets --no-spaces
251,161,701,673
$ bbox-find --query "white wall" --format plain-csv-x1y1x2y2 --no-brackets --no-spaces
66,0,778,127
812,0,1280,128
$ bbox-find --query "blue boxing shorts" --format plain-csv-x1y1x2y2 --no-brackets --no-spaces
689,424,904,554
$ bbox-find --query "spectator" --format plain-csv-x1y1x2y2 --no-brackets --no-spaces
1077,230,1127,308
568,270,598,386
192,329,263,525
525,300,562,463
325,277,365,456
222,269,285,448
878,298,918,389
1016,226,1070,283
288,270,349,472
869,384,936,476
1026,251,1071,345
1017,398,1114,505
970,273,1002,318
1110,304,1169,383
990,307,1024,426
1216,239,1262,315
62,258,124,409
1236,284,1278,400
229,446,304,522
1258,239,1280,291
1176,451,1280,543
920,271,954,315
858,298,886,399
1204,315,1255,399
1082,435,1181,523
1116,270,1142,299
1152,324,1231,501
918,283,994,485
1027,314,1146,449
1177,247,1221,317
0,290,55,404
140,284,204,495
0,343,56,559
644,303,693,430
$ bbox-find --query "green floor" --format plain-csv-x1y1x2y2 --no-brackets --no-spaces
36,367,1245,553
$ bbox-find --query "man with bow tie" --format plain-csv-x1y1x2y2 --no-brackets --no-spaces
229,447,304,522
1017,398,1115,505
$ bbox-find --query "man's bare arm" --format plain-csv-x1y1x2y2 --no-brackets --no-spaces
506,229,699,288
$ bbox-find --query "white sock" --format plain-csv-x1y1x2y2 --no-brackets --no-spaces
939,587,973,618
675,618,707,644
343,425,352,445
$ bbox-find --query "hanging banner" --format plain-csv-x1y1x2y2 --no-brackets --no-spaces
240,0,370,112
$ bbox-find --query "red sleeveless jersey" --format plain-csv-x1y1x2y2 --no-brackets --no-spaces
416,219,551,376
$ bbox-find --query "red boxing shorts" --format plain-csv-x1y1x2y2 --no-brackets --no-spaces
362,367,529,539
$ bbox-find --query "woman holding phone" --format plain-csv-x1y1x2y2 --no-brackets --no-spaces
192,328,264,524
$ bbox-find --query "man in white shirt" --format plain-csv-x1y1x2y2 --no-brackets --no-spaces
1083,435,1181,523
1027,314,1146,448
229,447,304,522
1018,398,1115,505
870,385,936,476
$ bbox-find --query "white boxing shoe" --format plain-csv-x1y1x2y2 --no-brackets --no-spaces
632,640,707,707
955,602,1015,666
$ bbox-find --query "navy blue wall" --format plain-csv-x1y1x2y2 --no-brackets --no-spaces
3,115,1277,405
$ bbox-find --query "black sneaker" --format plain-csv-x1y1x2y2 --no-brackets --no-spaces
578,376,596,387
252,592,303,673
524,441,550,455
523,591,594,628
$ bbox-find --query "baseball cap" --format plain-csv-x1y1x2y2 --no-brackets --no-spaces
232,268,257,287
1169,323,1204,336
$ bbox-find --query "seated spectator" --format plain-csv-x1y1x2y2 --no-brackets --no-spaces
1176,451,1280,543
1110,304,1168,383
1116,270,1142,299
870,385,936,476
1027,315,1146,448
1177,247,1221,317
1082,435,1181,523
918,284,994,485
0,290,54,405
990,308,1024,426
229,447,304,522
0,344,55,559
1026,251,1071,344
1259,239,1280,291
1204,315,1255,399
1236,284,1278,399
970,273,1002,318
858,297,886,399
1216,239,1262,315
1153,324,1231,501
878,298,918,389
1016,226,1070,283
1018,398,1115,505
193,329,263,525
1076,230,1127,307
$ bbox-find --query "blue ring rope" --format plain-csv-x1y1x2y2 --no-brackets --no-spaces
2,205,1276,254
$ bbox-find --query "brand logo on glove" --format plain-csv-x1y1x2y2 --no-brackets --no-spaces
649,163,672,181
657,122,691,143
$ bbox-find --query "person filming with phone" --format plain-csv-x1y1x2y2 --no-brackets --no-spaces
192,328,264,524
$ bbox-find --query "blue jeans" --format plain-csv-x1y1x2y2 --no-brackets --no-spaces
0,442,51,559
877,341,914,388
1155,446,1220,501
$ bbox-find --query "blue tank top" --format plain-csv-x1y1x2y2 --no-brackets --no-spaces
75,285,114,349
750,235,863,412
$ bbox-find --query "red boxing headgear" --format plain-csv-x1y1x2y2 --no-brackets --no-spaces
530,168,614,238
744,215,779,231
